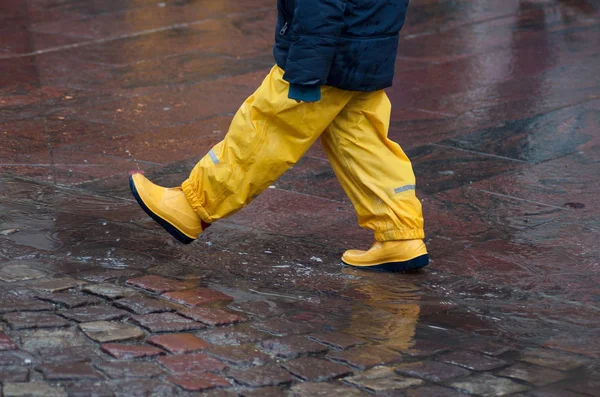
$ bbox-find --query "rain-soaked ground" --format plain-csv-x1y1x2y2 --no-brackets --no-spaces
1,0,599,396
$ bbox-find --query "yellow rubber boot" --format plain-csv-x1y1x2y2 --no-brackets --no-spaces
129,173,209,244
342,240,429,272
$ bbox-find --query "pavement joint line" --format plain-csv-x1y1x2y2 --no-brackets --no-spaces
430,143,529,163
0,7,271,60
474,188,570,211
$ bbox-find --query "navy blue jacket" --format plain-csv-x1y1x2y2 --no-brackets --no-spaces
274,0,409,93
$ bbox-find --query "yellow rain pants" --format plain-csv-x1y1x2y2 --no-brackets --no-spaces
181,66,424,241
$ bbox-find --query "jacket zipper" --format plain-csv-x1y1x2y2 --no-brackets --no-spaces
280,22,289,36
280,0,290,36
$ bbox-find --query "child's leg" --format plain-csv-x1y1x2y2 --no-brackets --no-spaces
320,90,425,242
182,66,354,224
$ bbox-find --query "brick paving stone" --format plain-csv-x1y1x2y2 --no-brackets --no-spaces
0,299,54,314
282,357,353,381
38,362,103,380
113,297,174,315
228,364,293,387
450,373,530,396
327,346,403,370
158,353,226,374
113,378,178,397
0,367,29,382
95,361,164,379
131,312,205,332
179,307,245,326
59,305,129,322
2,382,68,397
519,348,587,370
36,292,103,308
80,321,145,343
395,360,471,382
62,381,119,397
161,288,233,306
0,351,38,366
83,284,138,300
566,379,600,396
31,277,87,292
240,386,286,397
201,325,270,346
406,385,470,397
251,319,316,336
3,312,70,329
437,350,508,371
77,269,141,283
307,332,367,350
344,366,424,393
147,264,203,280
497,362,568,386
462,340,517,356
0,332,18,350
259,335,328,358
204,344,271,366
526,389,588,397
201,390,239,397
101,343,164,359
0,264,47,282
229,300,284,318
126,275,195,294
20,329,88,351
168,372,230,391
405,339,451,357
147,333,209,353
288,382,361,396
38,346,103,364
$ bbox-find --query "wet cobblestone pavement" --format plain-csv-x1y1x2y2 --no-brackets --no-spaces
1,0,599,396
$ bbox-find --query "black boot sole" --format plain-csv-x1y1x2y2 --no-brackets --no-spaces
129,175,195,245
342,254,429,272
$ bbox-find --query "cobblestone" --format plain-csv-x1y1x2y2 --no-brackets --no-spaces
395,360,471,382
0,264,47,282
77,269,141,283
204,344,270,366
38,362,103,380
101,343,164,359
147,333,210,353
83,284,138,300
228,364,293,387
131,312,205,332
450,373,530,396
437,350,508,371
282,357,353,381
327,346,403,370
36,292,103,308
179,306,246,326
497,362,567,386
168,372,230,391
251,319,316,336
406,385,470,397
229,301,284,318
4,311,70,329
158,353,226,374
259,335,328,358
31,277,87,292
344,366,424,393
0,351,38,366
288,382,361,396
113,297,175,314
0,332,18,350
162,288,233,306
0,367,30,382
20,329,88,351
0,299,55,314
201,325,270,346
126,275,195,294
2,382,68,397
60,305,129,322
79,321,145,343
95,361,164,379
519,348,587,370
307,332,367,350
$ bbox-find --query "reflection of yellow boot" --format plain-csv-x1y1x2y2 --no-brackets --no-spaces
129,173,209,244
342,240,429,272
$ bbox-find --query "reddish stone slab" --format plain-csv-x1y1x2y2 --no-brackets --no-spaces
158,353,226,374
437,350,508,371
259,335,328,358
147,333,210,354
59,305,128,322
327,346,403,370
204,345,271,366
168,372,230,391
228,364,293,387
0,333,18,350
95,361,164,379
131,312,205,333
179,307,245,326
100,343,164,359
282,357,352,381
38,362,103,380
0,299,54,314
3,312,70,329
36,292,103,308
113,297,174,315
126,275,194,294
161,288,233,307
